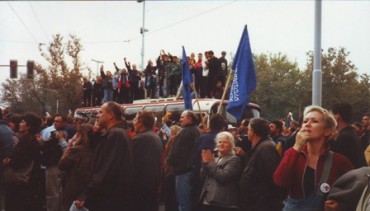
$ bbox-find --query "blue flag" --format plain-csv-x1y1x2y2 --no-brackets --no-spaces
226,25,257,121
182,46,193,110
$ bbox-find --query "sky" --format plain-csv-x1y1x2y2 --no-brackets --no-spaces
0,0,369,85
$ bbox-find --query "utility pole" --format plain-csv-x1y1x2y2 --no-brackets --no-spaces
91,59,104,76
312,0,322,106
138,0,148,70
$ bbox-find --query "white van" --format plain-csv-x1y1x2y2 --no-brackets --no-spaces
74,98,260,125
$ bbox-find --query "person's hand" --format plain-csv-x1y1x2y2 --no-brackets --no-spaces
235,147,245,157
201,150,214,164
55,131,64,141
294,128,309,151
325,199,339,211
100,65,104,71
74,200,85,209
2,157,11,166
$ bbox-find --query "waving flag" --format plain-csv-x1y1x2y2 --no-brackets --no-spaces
227,25,257,121
182,46,193,110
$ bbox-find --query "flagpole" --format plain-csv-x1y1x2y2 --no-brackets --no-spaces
175,81,183,100
190,83,204,124
217,68,233,114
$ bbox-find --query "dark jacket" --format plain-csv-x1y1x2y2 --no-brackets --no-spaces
332,126,366,168
58,145,94,211
239,138,281,211
167,124,200,175
132,130,163,192
80,124,133,210
6,133,43,210
0,121,13,161
200,154,241,208
273,145,354,200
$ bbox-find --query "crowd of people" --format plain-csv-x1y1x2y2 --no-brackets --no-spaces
82,50,229,107
0,102,369,211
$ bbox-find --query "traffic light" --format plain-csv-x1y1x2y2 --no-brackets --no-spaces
27,60,35,79
10,60,18,79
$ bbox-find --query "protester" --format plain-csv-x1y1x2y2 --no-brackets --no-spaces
100,65,113,103
0,109,13,211
239,118,282,211
58,123,94,211
82,77,92,107
167,110,200,211
41,114,70,211
92,76,103,106
132,110,163,211
200,131,241,211
162,125,182,211
3,113,43,211
273,105,354,211
193,114,227,211
75,102,133,210
331,102,365,168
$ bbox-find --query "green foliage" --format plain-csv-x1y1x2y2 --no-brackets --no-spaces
1,34,90,116
304,47,370,120
251,53,304,120
248,47,369,121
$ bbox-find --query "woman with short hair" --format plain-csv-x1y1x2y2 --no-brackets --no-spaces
200,131,241,211
273,105,354,211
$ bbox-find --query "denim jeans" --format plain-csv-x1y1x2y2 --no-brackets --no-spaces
175,171,194,211
103,89,113,103
284,190,326,211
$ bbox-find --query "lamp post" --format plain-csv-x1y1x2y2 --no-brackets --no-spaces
44,88,59,114
91,59,104,76
138,0,148,70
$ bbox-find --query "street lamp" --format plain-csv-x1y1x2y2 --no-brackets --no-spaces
91,59,104,76
44,88,59,114
138,0,148,70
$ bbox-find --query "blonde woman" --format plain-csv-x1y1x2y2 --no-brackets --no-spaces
273,106,353,211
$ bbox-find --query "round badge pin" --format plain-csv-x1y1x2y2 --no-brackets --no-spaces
320,183,330,193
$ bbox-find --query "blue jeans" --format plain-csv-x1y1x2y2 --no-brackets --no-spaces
175,171,194,211
284,190,326,211
103,89,113,103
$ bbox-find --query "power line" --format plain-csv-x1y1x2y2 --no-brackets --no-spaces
84,0,239,45
28,1,49,40
7,2,39,43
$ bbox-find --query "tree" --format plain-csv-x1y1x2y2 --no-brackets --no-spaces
250,53,304,120
304,47,370,120
1,34,91,116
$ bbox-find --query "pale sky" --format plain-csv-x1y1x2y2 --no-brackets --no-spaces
0,0,369,85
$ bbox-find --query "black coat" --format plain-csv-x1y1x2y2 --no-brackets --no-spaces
132,130,163,192
332,126,366,168
167,124,200,175
81,124,134,211
239,138,282,211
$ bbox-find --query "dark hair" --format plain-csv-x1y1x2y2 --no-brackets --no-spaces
105,102,124,120
9,114,22,132
0,108,3,120
22,113,42,135
249,118,270,139
270,120,283,133
54,114,67,122
136,110,155,130
184,110,199,125
209,114,226,131
331,102,352,123
241,119,250,127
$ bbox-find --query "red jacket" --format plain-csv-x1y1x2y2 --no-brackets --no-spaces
273,146,353,199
